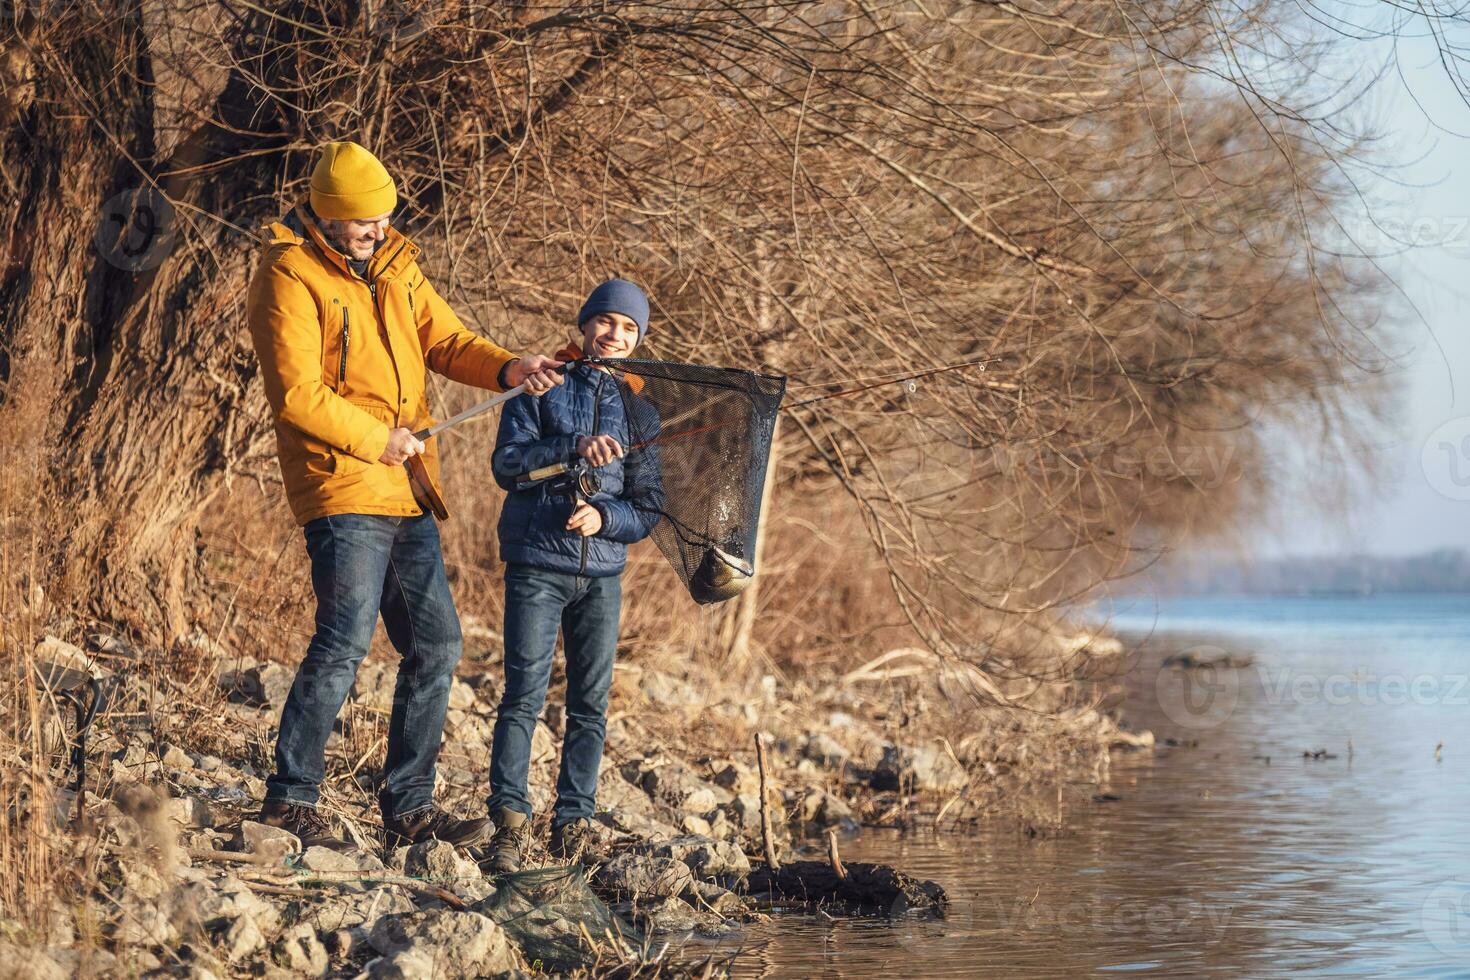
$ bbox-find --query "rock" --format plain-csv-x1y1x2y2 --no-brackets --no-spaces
403,840,491,901
161,743,194,769
196,754,223,772
193,877,283,937
680,787,720,813
636,759,733,811
705,808,735,841
801,733,851,768
366,949,437,979
352,663,396,710
44,947,120,978
595,808,681,843
447,677,475,711
368,909,518,976
233,663,294,707
215,656,260,691
121,863,170,901
33,635,106,691
728,793,764,833
300,845,362,873
688,880,749,915
712,761,759,795
870,744,967,793
642,834,751,877
597,853,694,899
115,895,178,947
640,670,702,706
635,895,724,933
275,923,329,976
222,912,267,962
681,814,712,836
166,795,215,829
0,944,68,980
297,889,414,933
323,925,370,959
794,787,857,827
598,766,656,815
239,821,300,861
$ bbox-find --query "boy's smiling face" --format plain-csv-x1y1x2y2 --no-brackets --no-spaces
581,312,640,359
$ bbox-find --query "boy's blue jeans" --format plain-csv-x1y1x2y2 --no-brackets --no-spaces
488,562,621,828
265,512,462,819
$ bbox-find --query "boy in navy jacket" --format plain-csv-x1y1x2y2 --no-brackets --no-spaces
483,279,663,871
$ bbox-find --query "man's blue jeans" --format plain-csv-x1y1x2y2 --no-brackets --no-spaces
265,512,462,819
488,563,621,828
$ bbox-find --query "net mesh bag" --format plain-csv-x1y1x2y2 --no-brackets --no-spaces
595,356,786,604
477,865,640,971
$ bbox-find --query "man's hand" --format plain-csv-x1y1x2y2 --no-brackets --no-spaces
577,434,624,467
378,427,426,465
503,354,566,395
567,501,603,537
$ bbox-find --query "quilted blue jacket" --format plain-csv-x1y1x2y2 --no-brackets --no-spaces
492,361,664,576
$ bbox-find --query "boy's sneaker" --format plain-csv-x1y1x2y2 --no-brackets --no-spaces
548,818,597,865
382,804,490,850
481,808,531,875
255,800,352,851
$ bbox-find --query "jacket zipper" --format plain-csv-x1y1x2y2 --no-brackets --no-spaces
363,244,411,422
578,371,605,575
339,308,350,387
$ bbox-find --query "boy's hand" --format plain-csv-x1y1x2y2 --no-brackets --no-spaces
567,501,603,537
504,354,566,394
577,434,624,467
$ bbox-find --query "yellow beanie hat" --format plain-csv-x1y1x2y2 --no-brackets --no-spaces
309,141,397,220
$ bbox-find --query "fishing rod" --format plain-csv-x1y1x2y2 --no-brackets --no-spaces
412,352,999,444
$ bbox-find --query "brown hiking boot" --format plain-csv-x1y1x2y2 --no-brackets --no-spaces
382,804,490,850
256,800,352,851
548,818,598,866
480,808,531,875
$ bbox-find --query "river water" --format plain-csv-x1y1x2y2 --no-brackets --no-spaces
717,594,1470,977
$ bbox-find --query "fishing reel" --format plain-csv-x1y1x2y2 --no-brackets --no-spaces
520,458,602,500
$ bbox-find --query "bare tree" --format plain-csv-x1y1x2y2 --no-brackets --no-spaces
0,0,1456,671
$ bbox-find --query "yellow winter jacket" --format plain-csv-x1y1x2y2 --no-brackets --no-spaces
246,204,518,525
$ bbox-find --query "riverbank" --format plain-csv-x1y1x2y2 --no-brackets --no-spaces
7,624,1150,977
750,595,1467,980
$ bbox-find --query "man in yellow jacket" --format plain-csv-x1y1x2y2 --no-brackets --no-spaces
245,141,564,850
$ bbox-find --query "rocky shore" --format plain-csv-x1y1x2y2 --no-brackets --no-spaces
8,627,1149,977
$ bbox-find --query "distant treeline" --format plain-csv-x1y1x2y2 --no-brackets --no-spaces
1150,550,1470,595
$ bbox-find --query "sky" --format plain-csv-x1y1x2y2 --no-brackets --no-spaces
1253,10,1470,558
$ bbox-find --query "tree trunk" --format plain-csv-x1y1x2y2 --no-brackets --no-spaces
0,3,297,640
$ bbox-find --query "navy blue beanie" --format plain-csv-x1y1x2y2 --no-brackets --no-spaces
578,278,650,343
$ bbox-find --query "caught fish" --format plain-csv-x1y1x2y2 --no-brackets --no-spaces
689,546,755,604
